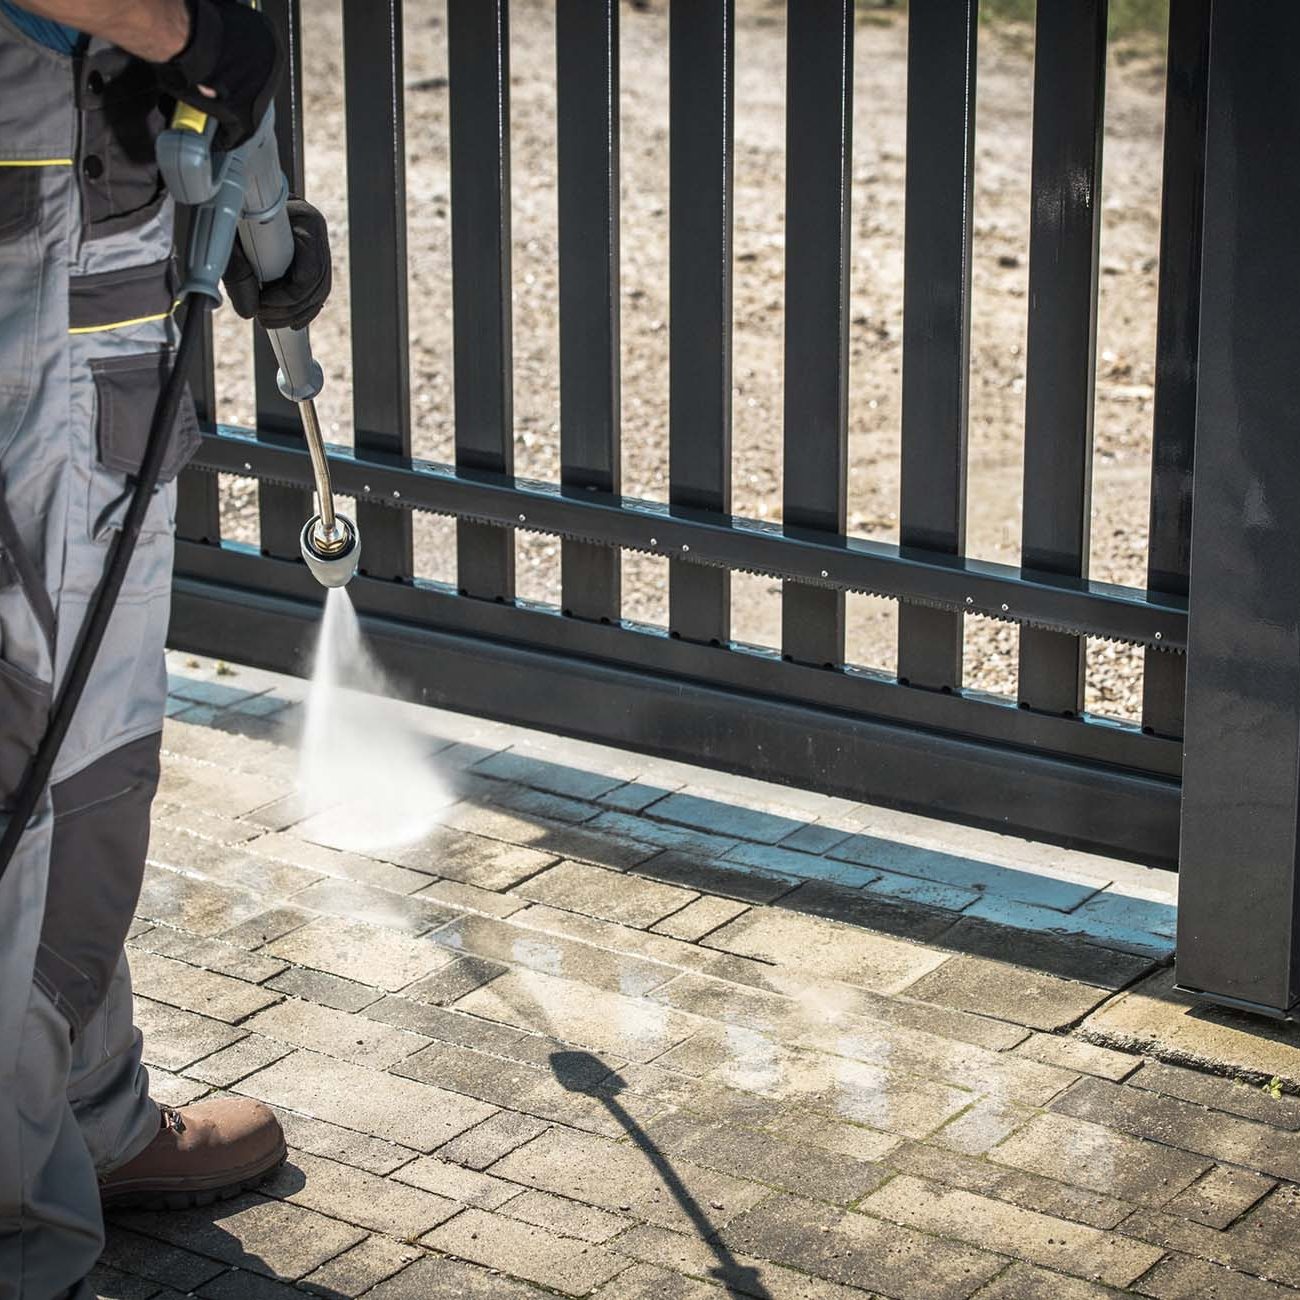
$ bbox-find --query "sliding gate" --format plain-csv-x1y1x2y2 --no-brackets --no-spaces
170,0,1300,1013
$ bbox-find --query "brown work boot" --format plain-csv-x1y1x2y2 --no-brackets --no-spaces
99,1098,287,1209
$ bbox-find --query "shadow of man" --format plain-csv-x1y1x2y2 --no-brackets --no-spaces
550,1050,774,1300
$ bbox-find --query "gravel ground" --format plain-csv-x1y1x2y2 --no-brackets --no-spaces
211,0,1170,723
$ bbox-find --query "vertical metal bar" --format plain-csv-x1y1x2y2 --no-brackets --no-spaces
556,0,620,623
1177,0,1300,1018
342,0,413,583
1016,0,1107,715
448,0,515,602
1142,0,1209,739
781,0,853,668
174,203,220,545
896,0,978,691
254,0,312,560
668,0,734,646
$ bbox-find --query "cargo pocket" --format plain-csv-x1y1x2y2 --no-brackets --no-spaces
88,351,200,540
0,490,53,809
0,167,42,460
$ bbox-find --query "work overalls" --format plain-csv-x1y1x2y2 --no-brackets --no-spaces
0,14,198,1297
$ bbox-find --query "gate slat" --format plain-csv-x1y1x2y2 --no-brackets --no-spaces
448,0,515,602
1017,0,1108,715
668,0,734,647
781,0,854,668
1143,0,1209,739
557,0,620,623
342,0,412,583
897,0,978,691
255,0,313,561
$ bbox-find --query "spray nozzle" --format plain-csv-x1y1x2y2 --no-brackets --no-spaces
301,512,360,587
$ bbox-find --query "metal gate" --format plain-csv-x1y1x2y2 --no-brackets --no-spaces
169,0,1300,1014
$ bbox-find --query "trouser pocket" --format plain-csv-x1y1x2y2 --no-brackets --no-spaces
0,166,42,461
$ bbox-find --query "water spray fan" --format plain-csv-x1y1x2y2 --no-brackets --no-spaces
157,98,360,588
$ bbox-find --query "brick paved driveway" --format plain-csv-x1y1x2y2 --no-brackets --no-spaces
90,656,1300,1299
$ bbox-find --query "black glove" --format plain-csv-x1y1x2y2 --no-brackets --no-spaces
222,198,332,331
153,0,283,152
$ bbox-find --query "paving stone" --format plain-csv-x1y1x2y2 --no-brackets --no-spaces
644,791,805,844
1069,889,1176,941
722,840,879,888
611,1222,888,1299
392,827,561,888
263,915,457,991
361,994,531,1055
183,1033,293,1087
394,953,506,1007
501,1188,631,1243
702,908,948,993
1051,1075,1300,1182
253,831,433,894
129,927,289,984
721,1192,1005,1299
135,863,267,937
263,1150,460,1238
266,1106,416,1176
587,810,740,861
1012,1033,1140,1082
1119,1207,1300,1289
887,1140,1132,1230
441,805,659,872
390,1153,520,1208
420,1207,628,1296
86,1262,160,1300
778,822,855,855
643,1110,888,1205
598,781,678,814
365,1254,553,1298
144,1068,213,1106
829,833,1101,910
651,895,750,941
1127,1059,1300,1129
634,849,796,903
860,1174,1164,1287
436,1110,551,1169
474,748,626,800
1082,970,1300,1090
196,1268,312,1300
236,1048,497,1151
433,912,679,996
989,1111,1211,1207
111,1192,367,1280
930,1096,1039,1157
289,876,459,935
972,1262,1129,1299
243,997,430,1068
763,1108,902,1162
775,879,958,943
1165,1165,1276,1230
591,1262,719,1299
455,966,702,1062
157,755,290,815
491,1124,769,1232
129,950,280,1024
220,905,314,948
154,806,263,844
960,895,1171,957
1133,1252,1300,1299
132,996,246,1071
299,1236,423,1297
148,829,322,900
486,780,604,826
264,964,382,1012
98,1227,227,1292
414,876,529,918
512,858,699,928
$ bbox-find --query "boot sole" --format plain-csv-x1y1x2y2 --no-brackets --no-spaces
101,1146,288,1211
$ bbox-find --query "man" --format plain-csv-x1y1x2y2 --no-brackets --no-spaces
0,2,331,1295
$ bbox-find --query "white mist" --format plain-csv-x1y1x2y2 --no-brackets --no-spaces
296,588,450,852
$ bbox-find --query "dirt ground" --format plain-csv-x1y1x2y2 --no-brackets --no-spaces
212,0,1169,723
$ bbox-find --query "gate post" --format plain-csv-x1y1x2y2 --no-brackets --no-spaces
1176,0,1300,1017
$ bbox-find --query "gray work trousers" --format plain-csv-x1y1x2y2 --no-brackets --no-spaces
0,18,199,1299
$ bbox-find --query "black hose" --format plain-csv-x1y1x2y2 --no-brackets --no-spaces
0,297,210,880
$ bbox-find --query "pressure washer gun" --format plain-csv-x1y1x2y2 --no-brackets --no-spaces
156,101,361,588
